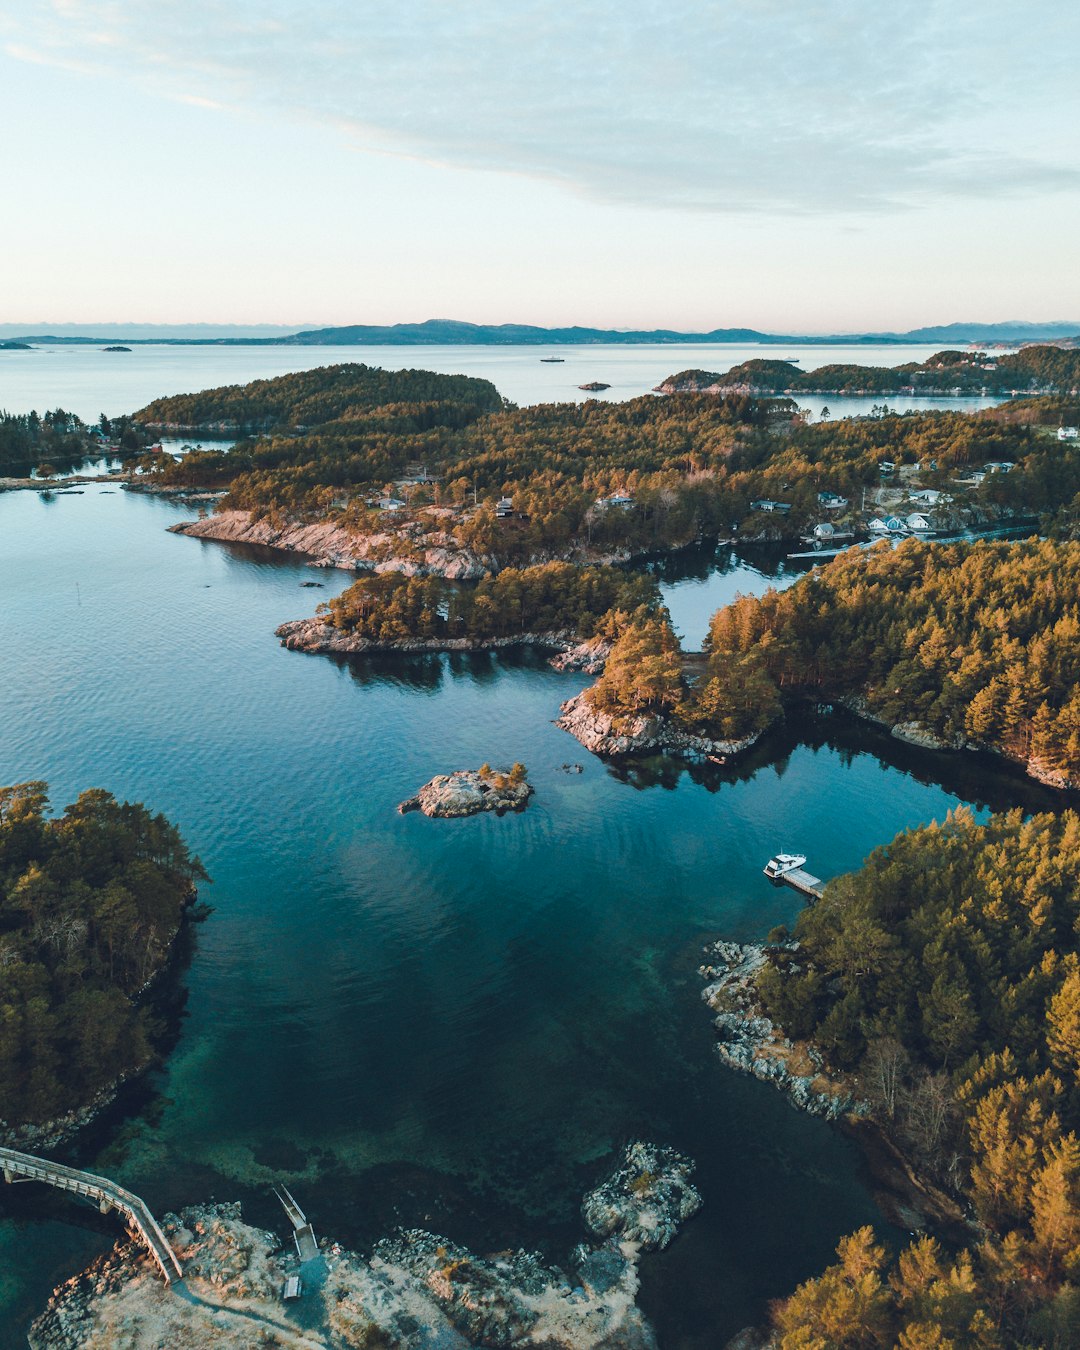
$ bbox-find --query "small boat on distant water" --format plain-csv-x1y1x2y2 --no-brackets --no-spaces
540,357,565,362
764,852,807,878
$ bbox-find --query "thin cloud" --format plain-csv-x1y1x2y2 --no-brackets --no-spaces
5,0,1080,213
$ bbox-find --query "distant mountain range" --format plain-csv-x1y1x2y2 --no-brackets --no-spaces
2,319,1079,347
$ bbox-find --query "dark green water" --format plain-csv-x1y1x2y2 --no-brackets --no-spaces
0,487,1059,1347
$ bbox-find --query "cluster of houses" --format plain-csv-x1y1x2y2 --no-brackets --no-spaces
867,513,934,536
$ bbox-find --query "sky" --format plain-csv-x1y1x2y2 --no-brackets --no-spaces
1,0,1079,332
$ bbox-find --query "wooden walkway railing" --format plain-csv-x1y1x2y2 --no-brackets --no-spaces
1,1145,183,1283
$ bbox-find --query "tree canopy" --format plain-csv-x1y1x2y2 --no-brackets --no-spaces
0,782,206,1126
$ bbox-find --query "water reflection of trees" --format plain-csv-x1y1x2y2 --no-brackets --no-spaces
332,645,563,693
605,707,1076,816
635,539,813,587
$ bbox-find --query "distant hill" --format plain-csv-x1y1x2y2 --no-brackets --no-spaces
5,319,1080,347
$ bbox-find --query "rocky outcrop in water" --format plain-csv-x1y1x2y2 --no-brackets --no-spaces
30,1142,699,1349
170,509,491,578
581,1142,702,1250
399,768,533,818
556,692,760,760
701,940,867,1122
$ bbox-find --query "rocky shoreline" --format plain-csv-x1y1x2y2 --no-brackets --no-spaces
0,892,203,1153
276,615,614,669
29,1141,700,1350
833,694,1079,791
399,767,533,817
556,692,761,760
701,940,970,1238
170,509,492,578
701,940,867,1122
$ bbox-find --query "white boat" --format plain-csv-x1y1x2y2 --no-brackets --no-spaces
764,852,807,878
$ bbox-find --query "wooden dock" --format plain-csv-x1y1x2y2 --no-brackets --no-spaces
765,867,825,900
274,1184,319,1263
1,1145,183,1283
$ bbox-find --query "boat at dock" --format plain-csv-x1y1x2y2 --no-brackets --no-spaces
763,854,825,899
764,852,806,878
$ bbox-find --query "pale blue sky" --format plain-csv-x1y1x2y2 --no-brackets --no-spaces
2,0,1079,330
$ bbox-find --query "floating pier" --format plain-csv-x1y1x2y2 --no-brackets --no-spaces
777,867,824,899
764,864,825,900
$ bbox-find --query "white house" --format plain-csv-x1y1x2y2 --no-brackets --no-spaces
867,517,891,534
818,491,849,509
495,496,514,518
750,499,792,514
906,513,933,532
1059,426,1079,441
812,522,836,540
377,496,406,512
595,492,635,510
910,489,942,505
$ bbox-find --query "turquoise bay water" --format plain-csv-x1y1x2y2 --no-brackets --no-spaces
0,487,1059,1347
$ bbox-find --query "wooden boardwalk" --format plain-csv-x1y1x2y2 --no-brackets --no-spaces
0,1145,183,1283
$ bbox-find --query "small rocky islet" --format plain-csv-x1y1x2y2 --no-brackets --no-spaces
29,1142,701,1350
398,766,533,817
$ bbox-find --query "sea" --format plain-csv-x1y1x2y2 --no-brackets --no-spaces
0,341,1006,423
0,347,1036,1347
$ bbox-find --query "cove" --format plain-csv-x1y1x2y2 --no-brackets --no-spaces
0,485,1058,1348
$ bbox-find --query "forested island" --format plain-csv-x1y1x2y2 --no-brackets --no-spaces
0,782,206,1139
657,344,1080,398
731,807,1080,1347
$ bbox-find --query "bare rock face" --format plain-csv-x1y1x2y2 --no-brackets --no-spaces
581,1142,702,1251
556,692,759,760
548,637,612,675
170,510,490,578
372,1230,656,1349
29,1143,701,1349
890,721,964,751
398,768,533,817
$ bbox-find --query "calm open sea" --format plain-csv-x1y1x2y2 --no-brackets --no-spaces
0,341,1005,420
0,485,1057,1347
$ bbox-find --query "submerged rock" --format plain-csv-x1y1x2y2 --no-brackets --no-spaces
581,1142,702,1251
398,768,533,817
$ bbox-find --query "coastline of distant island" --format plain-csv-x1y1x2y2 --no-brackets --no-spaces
2,317,1080,347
